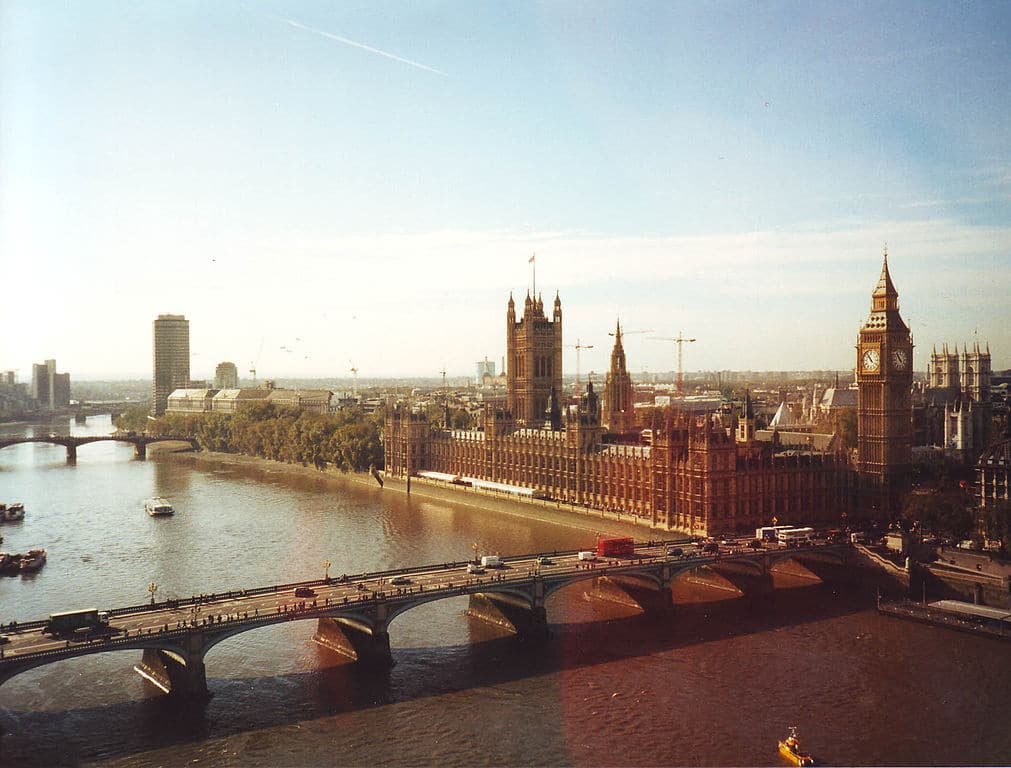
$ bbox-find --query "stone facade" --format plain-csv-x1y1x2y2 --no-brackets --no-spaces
506,291,562,426
856,250,913,516
603,321,635,435
167,386,334,415
977,437,1010,511
385,285,860,536
919,341,993,461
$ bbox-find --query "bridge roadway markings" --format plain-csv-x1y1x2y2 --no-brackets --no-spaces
0,542,842,662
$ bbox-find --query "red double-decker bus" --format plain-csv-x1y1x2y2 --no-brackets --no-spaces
597,537,635,557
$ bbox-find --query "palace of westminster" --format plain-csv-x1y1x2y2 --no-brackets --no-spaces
385,254,997,537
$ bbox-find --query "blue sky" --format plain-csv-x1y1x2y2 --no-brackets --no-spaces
2,1,1009,380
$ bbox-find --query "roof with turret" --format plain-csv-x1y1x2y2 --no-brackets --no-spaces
862,247,909,333
873,250,898,298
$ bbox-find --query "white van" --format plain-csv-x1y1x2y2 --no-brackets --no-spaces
577,550,597,561
480,555,502,568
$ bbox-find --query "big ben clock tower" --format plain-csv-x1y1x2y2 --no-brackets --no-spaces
856,247,913,517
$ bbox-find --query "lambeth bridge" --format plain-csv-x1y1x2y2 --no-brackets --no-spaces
0,541,854,698
0,434,199,462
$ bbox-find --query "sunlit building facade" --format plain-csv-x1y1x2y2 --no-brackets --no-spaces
385,288,857,536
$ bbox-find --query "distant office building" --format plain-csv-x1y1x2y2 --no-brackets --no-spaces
475,357,496,385
3,371,14,385
30,359,70,410
152,314,190,417
214,362,239,389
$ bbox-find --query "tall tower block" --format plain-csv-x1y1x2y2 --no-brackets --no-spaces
506,291,562,425
152,314,190,417
856,250,913,516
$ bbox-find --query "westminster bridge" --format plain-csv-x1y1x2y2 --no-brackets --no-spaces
0,541,855,698
0,434,199,462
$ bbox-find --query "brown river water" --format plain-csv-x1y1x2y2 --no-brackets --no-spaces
1,416,1009,767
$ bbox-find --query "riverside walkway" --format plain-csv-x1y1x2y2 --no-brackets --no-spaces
0,540,850,697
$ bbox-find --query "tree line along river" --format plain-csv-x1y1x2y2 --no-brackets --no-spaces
1,415,1010,767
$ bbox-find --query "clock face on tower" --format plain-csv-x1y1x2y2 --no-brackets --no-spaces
891,348,908,370
861,348,880,373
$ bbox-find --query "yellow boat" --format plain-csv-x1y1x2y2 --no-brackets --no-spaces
779,726,814,766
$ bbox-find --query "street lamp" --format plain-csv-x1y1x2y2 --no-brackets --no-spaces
147,582,158,604
323,560,331,581
472,542,479,564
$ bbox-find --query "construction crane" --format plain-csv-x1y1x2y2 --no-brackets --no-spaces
608,327,653,339
649,332,697,395
248,338,264,386
564,339,594,394
439,367,449,428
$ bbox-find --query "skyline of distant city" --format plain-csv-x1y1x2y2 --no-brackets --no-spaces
3,3,1010,378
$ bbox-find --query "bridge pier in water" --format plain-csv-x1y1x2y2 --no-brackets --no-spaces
66,444,76,464
588,574,674,612
134,648,208,698
467,593,549,638
704,563,776,595
134,442,147,460
313,615,393,667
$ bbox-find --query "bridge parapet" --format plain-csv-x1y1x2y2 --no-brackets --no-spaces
0,434,199,463
0,542,853,697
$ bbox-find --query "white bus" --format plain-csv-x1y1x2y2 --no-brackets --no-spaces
776,527,814,546
756,525,795,541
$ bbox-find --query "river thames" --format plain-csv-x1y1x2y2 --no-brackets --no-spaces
1,416,1010,766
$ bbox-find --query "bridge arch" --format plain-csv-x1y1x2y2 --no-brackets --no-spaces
0,435,198,463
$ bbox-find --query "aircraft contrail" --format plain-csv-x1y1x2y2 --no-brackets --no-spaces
282,18,448,77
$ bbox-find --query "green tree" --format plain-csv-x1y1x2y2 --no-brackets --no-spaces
113,404,152,433
903,490,975,542
142,402,385,473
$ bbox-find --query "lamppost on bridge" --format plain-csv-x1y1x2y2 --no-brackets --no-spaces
472,542,479,564
323,560,331,582
147,582,158,604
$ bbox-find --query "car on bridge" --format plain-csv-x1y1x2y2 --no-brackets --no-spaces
390,576,412,585
536,556,553,565
467,563,484,574
666,547,683,557
293,587,316,598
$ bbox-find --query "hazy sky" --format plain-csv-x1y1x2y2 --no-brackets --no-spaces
2,1,1009,381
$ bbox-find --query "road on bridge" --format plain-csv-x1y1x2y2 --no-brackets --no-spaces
0,538,832,662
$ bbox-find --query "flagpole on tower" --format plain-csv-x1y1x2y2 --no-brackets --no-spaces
530,253,536,298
